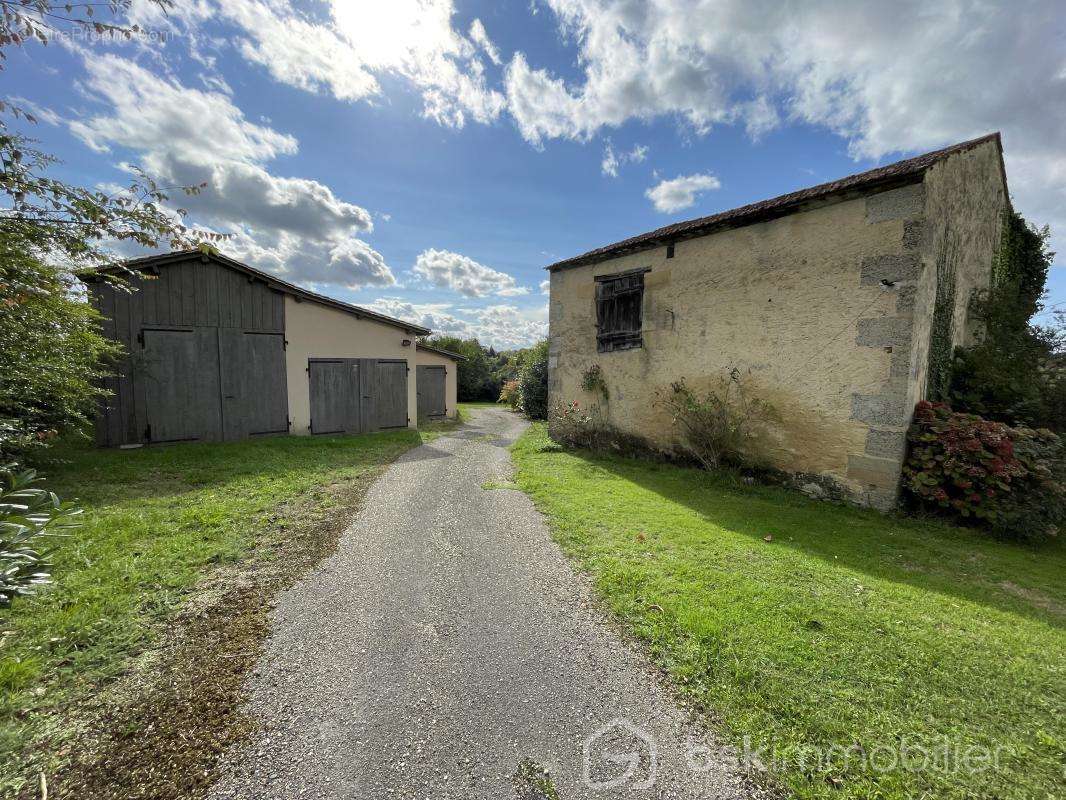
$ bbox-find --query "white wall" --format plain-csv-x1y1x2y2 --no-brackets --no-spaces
283,296,418,432
415,348,460,418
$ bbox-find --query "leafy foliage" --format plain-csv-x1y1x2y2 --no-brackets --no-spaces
0,0,222,461
548,399,651,456
0,0,224,277
902,401,1064,542
517,340,549,420
498,379,520,409
549,400,604,449
948,212,1064,430
657,370,778,470
0,466,81,606
0,239,122,459
0,1,171,58
422,336,502,401
580,363,608,399
423,336,549,415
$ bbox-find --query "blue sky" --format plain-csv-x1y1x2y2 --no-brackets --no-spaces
8,0,1065,347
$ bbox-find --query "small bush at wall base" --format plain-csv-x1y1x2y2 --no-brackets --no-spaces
656,371,779,471
549,400,656,458
902,401,1064,542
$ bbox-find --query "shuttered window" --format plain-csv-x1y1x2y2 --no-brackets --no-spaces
595,269,647,352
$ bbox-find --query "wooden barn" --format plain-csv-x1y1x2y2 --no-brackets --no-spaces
86,250,464,447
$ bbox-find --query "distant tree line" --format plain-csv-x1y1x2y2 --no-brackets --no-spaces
420,336,549,419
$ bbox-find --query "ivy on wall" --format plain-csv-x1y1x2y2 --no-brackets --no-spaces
925,233,958,402
947,212,1064,430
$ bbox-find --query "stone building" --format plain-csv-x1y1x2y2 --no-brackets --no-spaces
546,134,1009,509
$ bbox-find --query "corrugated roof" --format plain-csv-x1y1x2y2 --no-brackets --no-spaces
114,249,431,335
548,133,1004,272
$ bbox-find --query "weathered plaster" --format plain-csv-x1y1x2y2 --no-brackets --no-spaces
547,139,1007,510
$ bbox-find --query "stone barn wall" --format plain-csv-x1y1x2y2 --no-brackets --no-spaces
547,140,1006,509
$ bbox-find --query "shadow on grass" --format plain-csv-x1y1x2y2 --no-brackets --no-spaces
563,446,1066,630
32,429,427,509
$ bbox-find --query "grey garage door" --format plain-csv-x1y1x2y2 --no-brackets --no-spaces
416,365,446,419
373,360,409,429
142,328,223,443
219,330,289,440
308,358,408,434
308,359,362,434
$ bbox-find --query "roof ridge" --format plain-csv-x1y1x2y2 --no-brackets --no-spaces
548,132,1002,271
117,249,431,335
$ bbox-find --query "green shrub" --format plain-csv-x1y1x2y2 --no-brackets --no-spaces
946,212,1064,431
0,466,81,605
518,341,549,420
498,379,521,409
548,399,653,456
902,401,1063,542
0,240,121,460
656,371,778,470
992,425,1066,541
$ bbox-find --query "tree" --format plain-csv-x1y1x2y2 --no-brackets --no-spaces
0,0,222,277
0,1,171,60
0,238,121,458
0,0,221,458
949,213,1065,430
422,337,501,401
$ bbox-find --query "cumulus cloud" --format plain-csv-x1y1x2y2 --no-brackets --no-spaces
206,0,505,129
646,173,721,213
364,298,547,349
363,298,475,338
412,249,528,297
601,140,648,177
504,0,1066,255
540,278,551,295
69,54,395,289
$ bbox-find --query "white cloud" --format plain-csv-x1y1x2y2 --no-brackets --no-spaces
469,18,502,65
645,173,721,213
504,0,1066,256
540,278,551,295
210,0,505,129
412,248,528,297
363,298,475,338
601,139,648,177
8,96,60,126
472,304,548,348
69,54,395,289
628,144,648,164
364,298,547,349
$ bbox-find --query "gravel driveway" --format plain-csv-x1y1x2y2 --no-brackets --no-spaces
210,407,759,800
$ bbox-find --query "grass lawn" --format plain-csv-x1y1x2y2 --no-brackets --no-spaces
512,423,1065,800
0,425,447,795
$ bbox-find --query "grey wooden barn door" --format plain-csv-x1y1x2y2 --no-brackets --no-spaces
308,359,362,434
373,360,408,429
219,330,289,440
416,365,446,419
142,328,222,442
